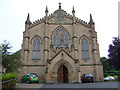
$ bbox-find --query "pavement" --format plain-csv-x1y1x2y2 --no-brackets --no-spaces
16,83,43,90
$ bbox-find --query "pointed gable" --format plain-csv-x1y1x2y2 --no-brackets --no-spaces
30,6,90,28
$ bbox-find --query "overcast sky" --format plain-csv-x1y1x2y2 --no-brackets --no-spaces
0,0,119,57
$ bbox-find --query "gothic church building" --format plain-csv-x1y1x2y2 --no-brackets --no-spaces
19,4,104,83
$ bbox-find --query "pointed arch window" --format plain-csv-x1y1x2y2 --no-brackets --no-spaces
32,37,40,59
81,37,89,59
53,27,69,51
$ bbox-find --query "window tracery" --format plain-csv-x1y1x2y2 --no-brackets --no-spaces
53,27,69,51
32,37,40,59
81,37,89,59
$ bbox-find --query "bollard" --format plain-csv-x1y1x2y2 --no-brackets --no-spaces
42,80,44,83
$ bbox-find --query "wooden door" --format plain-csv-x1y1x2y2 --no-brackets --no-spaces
57,65,68,83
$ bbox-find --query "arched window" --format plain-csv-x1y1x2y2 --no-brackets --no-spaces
81,37,89,59
32,37,40,59
53,27,69,51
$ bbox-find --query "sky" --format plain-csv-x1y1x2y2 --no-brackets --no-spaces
0,0,119,58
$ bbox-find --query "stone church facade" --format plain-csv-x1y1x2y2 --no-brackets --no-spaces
18,4,104,83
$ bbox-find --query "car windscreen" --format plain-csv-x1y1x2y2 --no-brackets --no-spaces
85,74,93,78
30,74,37,77
26,74,31,77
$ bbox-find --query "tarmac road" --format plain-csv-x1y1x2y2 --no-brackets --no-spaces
16,81,119,89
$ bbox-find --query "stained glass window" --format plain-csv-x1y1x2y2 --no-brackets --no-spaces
65,37,68,47
32,37,40,59
53,27,69,51
81,37,89,59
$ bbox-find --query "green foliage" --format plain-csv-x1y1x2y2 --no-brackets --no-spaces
114,71,120,76
108,37,120,70
109,73,115,76
1,72,17,81
0,40,21,73
1,72,17,89
100,57,109,72
5,52,21,73
0,40,12,55
114,75,118,79
104,70,120,79
116,72,120,76
104,73,109,77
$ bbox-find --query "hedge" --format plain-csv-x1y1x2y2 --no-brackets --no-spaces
109,73,115,76
1,72,17,89
2,72,17,81
106,71,120,76
104,73,109,77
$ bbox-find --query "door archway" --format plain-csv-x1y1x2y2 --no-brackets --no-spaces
57,65,68,83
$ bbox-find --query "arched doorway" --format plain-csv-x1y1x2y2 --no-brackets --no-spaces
57,65,68,83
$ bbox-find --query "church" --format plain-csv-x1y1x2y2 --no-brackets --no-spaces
18,4,104,83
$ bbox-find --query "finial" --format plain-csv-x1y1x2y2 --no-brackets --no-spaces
59,2,61,9
72,6,75,13
27,13,30,21
45,6,48,13
89,13,95,25
25,13,32,24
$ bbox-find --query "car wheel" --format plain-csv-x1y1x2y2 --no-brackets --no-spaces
36,81,39,83
81,81,84,83
27,80,30,84
20,80,23,83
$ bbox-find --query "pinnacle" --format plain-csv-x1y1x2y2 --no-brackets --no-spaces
25,13,32,24
45,6,48,13
72,6,75,13
89,14,95,25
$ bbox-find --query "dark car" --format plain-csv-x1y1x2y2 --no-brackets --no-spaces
81,74,94,83
20,73,39,84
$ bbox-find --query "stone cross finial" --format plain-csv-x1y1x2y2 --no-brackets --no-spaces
72,6,75,13
45,6,48,13
59,2,61,9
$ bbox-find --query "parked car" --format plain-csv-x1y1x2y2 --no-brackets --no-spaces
104,76,115,81
20,73,39,84
81,74,94,83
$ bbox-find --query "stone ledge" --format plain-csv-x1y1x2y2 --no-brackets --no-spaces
80,64,102,66
22,64,46,67
24,49,29,51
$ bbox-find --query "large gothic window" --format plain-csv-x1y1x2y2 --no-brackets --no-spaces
81,37,89,59
53,27,69,51
32,37,40,59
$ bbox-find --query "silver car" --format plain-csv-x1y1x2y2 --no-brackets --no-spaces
104,76,115,81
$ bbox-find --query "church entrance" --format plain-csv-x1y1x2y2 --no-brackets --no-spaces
57,65,68,83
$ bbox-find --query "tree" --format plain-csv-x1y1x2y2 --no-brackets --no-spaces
0,40,12,55
0,40,21,73
100,57,109,72
108,37,120,70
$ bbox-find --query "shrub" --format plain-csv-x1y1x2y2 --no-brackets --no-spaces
116,73,120,76
114,71,120,76
2,72,17,89
104,73,109,77
2,72,17,81
109,73,115,76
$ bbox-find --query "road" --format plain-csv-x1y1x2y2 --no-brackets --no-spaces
41,82,119,88
16,82,119,89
